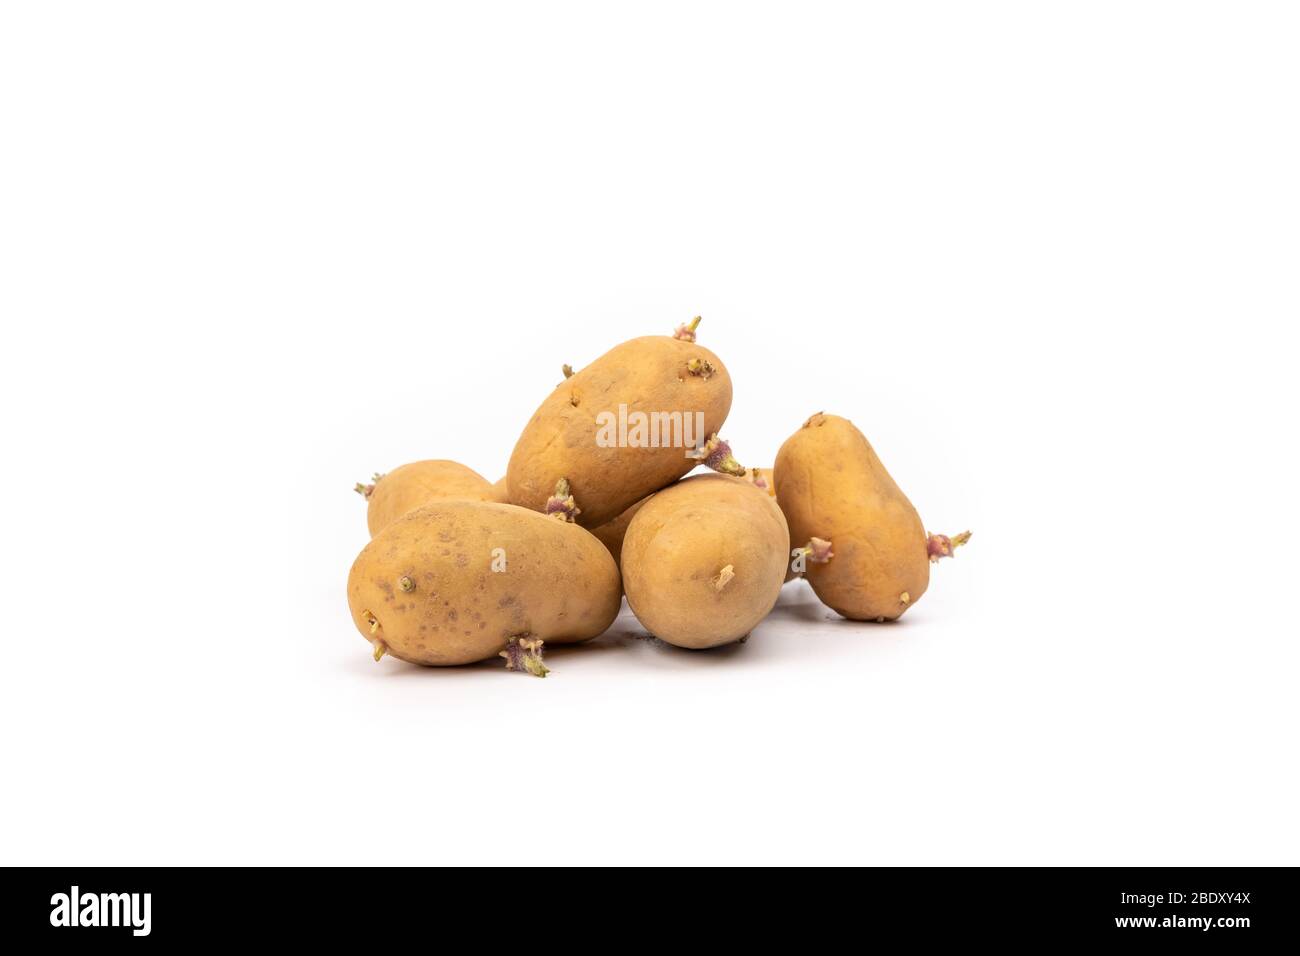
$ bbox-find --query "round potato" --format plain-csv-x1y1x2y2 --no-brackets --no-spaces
356,460,494,537
488,476,510,504
775,412,969,621
506,328,737,528
621,474,789,649
347,500,621,669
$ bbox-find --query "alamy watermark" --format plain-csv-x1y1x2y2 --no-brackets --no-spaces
595,404,705,454
50,885,151,936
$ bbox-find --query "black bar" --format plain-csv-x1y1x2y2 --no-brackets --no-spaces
3,867,1295,945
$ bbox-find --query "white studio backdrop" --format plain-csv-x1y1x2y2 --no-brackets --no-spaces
1,2,1297,865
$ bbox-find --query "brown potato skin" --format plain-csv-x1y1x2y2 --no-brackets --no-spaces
347,501,621,666
622,474,788,649
366,460,494,537
775,413,928,621
506,335,733,528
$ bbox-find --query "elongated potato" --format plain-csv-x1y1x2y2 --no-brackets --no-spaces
347,500,621,670
622,474,788,648
507,324,738,528
356,460,494,537
774,413,968,621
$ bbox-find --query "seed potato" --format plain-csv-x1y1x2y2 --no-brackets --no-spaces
347,500,621,670
621,474,789,648
356,459,494,537
774,413,968,621
506,327,737,528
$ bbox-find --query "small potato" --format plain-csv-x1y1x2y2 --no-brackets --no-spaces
507,321,739,528
488,476,510,504
356,460,494,537
347,500,621,671
774,413,969,621
621,474,789,649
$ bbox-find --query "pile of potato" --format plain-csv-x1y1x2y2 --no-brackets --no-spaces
346,319,969,676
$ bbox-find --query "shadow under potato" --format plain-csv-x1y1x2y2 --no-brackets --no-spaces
344,584,913,679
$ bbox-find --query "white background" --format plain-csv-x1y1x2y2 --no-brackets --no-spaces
2,2,1297,865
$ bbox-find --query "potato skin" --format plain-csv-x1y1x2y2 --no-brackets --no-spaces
488,476,510,504
365,460,494,537
622,474,788,649
506,335,733,527
775,413,928,621
347,501,621,665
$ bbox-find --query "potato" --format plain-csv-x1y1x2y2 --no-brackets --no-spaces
347,500,621,672
774,413,969,621
506,321,739,528
588,497,647,571
488,476,510,504
621,474,789,648
356,460,494,537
